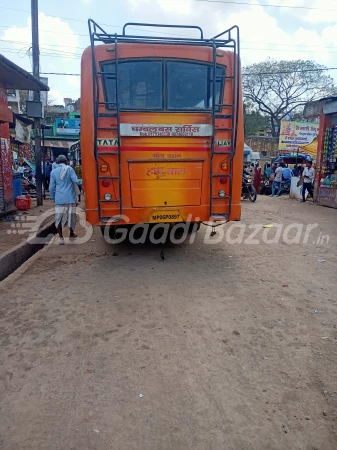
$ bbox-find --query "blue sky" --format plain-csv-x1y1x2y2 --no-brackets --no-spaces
0,0,337,104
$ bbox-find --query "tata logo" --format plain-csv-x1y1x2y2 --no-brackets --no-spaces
97,139,118,146
216,140,231,147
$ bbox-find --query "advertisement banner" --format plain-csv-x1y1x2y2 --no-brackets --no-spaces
56,118,80,135
279,120,319,152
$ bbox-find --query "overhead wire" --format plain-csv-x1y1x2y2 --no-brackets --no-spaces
195,0,337,11
2,38,337,57
0,24,336,52
1,8,337,54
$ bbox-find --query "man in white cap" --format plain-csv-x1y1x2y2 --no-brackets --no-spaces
49,154,81,244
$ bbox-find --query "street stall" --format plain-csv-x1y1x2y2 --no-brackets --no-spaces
10,114,35,173
0,54,48,213
0,55,48,212
298,137,318,160
314,98,337,208
267,152,312,199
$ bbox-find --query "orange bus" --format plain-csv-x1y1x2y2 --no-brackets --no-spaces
81,20,244,236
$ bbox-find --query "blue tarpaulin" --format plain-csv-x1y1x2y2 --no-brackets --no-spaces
273,152,312,164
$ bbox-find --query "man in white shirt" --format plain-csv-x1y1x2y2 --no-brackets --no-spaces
301,160,315,203
270,163,284,197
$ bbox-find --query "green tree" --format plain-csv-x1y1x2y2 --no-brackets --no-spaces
242,59,335,137
243,102,269,136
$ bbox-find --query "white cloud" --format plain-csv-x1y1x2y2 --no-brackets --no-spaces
157,0,193,15
263,0,337,24
2,13,80,61
0,13,81,102
48,88,64,105
293,0,337,24
65,75,81,89
124,0,337,76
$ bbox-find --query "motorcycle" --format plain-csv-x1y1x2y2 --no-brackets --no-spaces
260,177,291,196
242,173,257,202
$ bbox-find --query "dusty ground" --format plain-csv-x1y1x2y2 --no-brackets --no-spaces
0,195,337,450
0,200,55,254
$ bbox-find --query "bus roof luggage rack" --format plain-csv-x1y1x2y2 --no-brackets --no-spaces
88,19,237,48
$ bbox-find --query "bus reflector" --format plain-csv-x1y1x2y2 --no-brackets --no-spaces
100,164,108,172
102,179,110,187
220,177,227,184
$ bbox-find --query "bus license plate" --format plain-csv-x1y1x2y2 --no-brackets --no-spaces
149,210,183,223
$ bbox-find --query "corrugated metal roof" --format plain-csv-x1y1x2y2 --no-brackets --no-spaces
0,54,49,91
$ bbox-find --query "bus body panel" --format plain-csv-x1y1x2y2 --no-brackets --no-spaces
81,43,244,226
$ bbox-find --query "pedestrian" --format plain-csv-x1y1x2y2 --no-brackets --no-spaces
300,160,315,203
253,161,262,193
243,163,250,177
52,157,59,170
283,165,292,180
293,164,300,177
44,161,52,190
49,154,82,245
264,163,271,179
269,163,284,197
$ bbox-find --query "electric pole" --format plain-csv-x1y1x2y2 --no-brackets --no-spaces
31,0,42,206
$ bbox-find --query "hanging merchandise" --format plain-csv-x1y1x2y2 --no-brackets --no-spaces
15,118,32,144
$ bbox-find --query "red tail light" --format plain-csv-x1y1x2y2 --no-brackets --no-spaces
102,179,111,187
220,177,227,184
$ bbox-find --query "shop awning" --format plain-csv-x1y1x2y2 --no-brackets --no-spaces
0,54,49,91
44,140,75,149
273,152,312,164
298,137,318,158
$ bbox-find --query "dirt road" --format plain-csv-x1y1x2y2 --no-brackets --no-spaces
0,196,337,450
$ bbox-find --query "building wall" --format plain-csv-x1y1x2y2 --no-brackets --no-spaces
246,136,279,158
7,89,20,114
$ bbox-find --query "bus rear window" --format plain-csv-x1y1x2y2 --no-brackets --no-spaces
102,61,163,110
101,59,225,111
167,62,224,110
